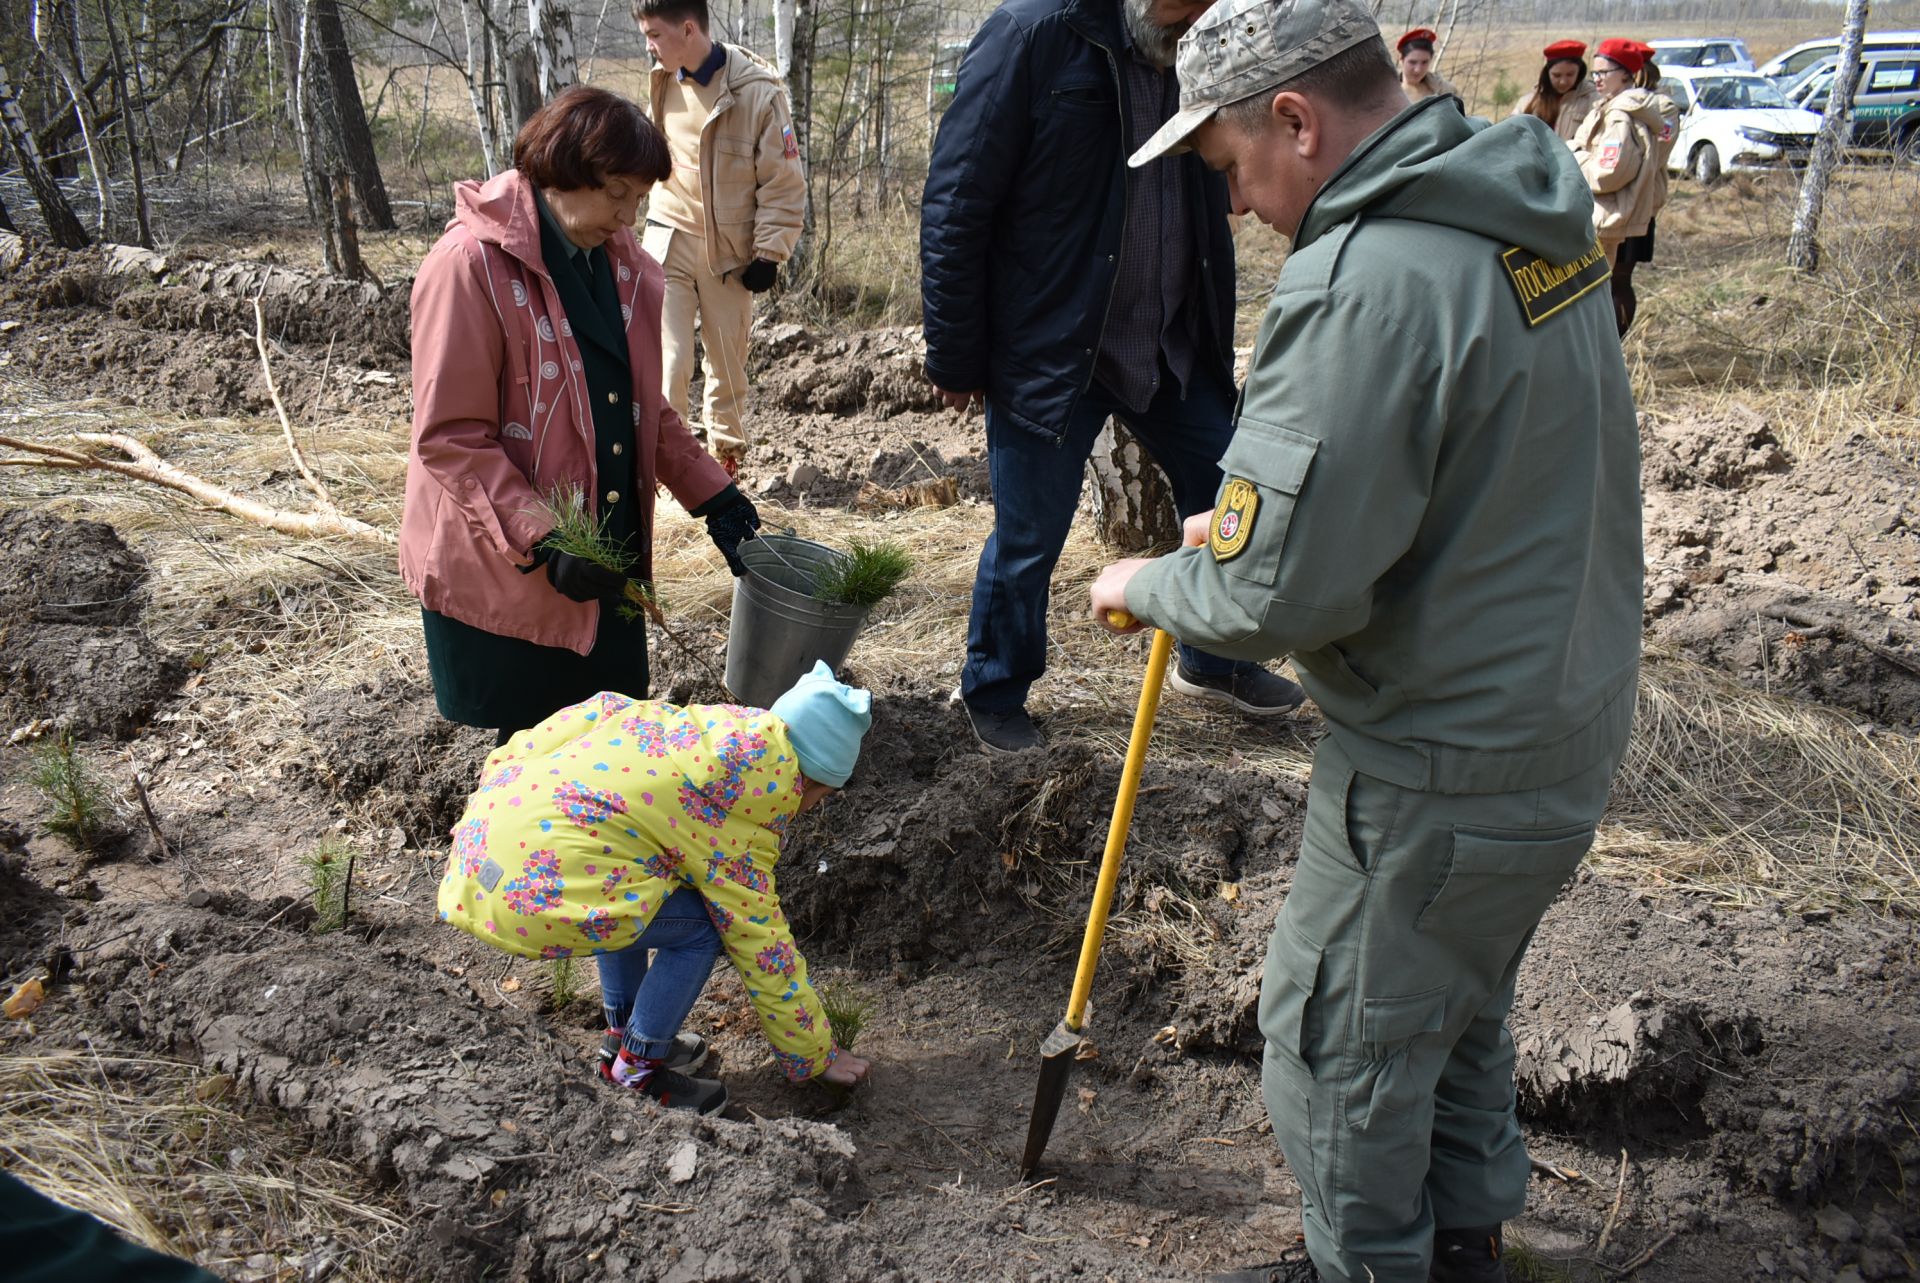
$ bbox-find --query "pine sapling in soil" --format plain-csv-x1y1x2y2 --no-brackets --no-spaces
812,539,913,609
28,734,110,850
816,980,873,1106
303,837,354,934
548,954,584,1011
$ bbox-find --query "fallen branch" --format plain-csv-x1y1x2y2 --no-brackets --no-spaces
254,298,335,511
1612,1229,1679,1277
1595,1148,1630,1257
127,764,174,868
0,432,393,545
1772,605,1920,680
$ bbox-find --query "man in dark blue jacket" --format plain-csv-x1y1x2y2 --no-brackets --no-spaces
922,0,1304,752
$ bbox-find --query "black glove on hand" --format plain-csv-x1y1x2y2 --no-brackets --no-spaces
544,549,629,603
694,485,762,576
739,258,779,293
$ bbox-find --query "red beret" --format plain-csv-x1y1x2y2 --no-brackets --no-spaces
1543,40,1587,62
1594,37,1649,75
1397,27,1438,54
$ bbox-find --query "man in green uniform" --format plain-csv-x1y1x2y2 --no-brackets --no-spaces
1088,2,1643,1280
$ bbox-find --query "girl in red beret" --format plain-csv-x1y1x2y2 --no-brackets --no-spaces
1515,39,1600,141
1571,39,1680,332
1396,27,1456,101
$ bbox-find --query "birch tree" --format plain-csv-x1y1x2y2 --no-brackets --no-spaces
0,55,91,248
1788,0,1870,271
528,0,577,101
32,0,119,237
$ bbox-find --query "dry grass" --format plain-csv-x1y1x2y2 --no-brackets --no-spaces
0,1049,407,1280
1597,647,1920,915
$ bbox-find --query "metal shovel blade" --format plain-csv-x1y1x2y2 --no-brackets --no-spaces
1020,1020,1084,1176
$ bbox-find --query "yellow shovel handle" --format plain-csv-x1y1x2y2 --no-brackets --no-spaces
1064,627,1174,1029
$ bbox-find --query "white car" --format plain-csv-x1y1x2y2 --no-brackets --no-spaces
1760,32,1920,82
1659,67,1824,182
1648,37,1757,73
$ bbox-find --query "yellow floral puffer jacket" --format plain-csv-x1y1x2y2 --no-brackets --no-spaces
437,691,839,1082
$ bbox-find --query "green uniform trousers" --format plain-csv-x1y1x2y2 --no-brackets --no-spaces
1259,734,1621,1283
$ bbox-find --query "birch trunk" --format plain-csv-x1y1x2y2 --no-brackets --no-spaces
1086,420,1180,552
1788,0,1871,271
459,0,502,174
33,0,118,238
772,0,794,76
97,0,153,247
0,56,91,247
527,0,577,101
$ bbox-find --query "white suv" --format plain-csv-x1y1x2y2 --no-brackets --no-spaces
1648,37,1757,72
1659,66,1824,182
1760,32,1920,82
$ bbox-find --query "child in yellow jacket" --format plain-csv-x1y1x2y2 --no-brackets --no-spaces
438,661,874,1113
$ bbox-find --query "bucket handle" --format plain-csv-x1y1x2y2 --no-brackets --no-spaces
746,526,835,585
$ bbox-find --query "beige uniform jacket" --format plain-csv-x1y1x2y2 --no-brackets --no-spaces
1514,79,1600,142
647,44,806,276
1573,88,1675,241
1404,69,1457,101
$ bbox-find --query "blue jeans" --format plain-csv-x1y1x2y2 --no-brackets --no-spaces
963,367,1243,713
596,886,722,1060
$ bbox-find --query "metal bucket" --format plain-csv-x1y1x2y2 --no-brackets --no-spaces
725,533,872,708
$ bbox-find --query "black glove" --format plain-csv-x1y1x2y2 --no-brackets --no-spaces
543,549,629,603
692,485,762,576
739,258,778,293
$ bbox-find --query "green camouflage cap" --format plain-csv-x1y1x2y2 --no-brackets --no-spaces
1127,0,1381,167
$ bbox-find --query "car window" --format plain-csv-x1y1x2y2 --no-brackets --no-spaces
1703,44,1736,66
1667,79,1693,111
1694,76,1792,110
1865,60,1920,93
1658,43,1709,66
1780,46,1835,77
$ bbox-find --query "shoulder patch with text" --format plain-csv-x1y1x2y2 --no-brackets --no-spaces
1210,478,1260,562
1499,241,1610,327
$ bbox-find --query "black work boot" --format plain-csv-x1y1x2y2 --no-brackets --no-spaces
1209,1248,1324,1282
1431,1224,1506,1282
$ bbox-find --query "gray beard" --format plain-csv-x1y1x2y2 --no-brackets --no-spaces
1122,0,1185,69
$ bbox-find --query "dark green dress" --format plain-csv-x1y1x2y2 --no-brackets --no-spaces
422,198,650,735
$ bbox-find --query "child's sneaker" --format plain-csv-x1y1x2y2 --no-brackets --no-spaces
598,1030,708,1074
600,1051,729,1115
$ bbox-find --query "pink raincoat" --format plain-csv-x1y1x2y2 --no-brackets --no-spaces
399,169,731,654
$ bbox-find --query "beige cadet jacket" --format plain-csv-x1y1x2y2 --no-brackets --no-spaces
1574,88,1676,241
1514,79,1600,142
1404,69,1458,101
647,44,806,276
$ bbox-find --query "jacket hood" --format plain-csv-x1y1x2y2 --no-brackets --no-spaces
1295,95,1597,265
451,169,541,267
1606,86,1674,129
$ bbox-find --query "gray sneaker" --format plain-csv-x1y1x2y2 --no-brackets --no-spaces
964,702,1046,753
1171,663,1306,716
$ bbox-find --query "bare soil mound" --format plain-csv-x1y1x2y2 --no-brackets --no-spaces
1642,410,1920,724
0,237,408,419
0,510,182,737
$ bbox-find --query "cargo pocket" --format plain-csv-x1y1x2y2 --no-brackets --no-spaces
1213,416,1319,588
1257,918,1324,1073
1417,827,1595,941
1347,984,1447,1132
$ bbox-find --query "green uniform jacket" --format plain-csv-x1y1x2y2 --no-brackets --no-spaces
1127,97,1643,795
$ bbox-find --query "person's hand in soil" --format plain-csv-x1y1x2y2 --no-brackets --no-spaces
821,1051,872,1088
698,486,762,576
526,545,629,603
1090,559,1152,633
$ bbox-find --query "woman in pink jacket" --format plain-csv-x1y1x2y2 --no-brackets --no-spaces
400,86,763,740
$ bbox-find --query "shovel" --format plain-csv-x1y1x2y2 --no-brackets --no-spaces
1020,619,1174,1177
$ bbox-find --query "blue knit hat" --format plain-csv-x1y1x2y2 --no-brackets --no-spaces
769,661,873,788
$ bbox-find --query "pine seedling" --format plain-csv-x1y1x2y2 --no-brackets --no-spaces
533,485,663,624
548,954,583,1010
817,980,873,1051
28,734,109,849
303,837,354,934
812,539,913,609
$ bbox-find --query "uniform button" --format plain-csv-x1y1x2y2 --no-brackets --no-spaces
612,443,624,455
605,490,620,505
607,391,619,404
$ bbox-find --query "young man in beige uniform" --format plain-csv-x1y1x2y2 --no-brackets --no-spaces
635,0,806,471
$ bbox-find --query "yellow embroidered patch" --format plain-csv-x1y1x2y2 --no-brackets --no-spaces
1211,478,1259,562
1499,240,1610,326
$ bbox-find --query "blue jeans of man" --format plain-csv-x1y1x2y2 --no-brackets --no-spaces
963,368,1243,714
596,885,722,1060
